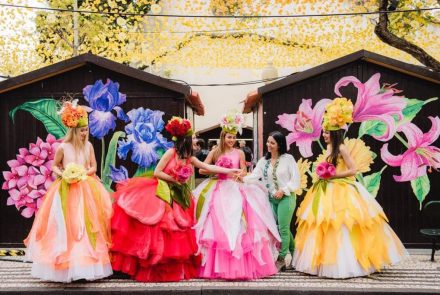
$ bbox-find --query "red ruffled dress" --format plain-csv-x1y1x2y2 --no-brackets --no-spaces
110,149,200,282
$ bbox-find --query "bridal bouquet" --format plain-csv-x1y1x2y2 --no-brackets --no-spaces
172,165,193,183
62,163,88,184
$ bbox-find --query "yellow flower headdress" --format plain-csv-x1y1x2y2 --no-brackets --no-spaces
58,99,88,128
322,97,353,131
220,111,245,135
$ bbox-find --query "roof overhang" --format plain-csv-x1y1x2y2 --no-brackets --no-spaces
0,53,205,115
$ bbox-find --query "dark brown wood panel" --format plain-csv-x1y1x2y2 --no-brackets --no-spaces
260,60,440,247
0,63,187,246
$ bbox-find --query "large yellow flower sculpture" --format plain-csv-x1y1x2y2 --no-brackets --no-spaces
294,158,312,196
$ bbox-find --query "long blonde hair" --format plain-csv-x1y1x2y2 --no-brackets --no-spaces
63,127,90,164
212,131,235,162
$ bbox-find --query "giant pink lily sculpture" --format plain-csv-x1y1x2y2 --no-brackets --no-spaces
335,73,406,141
276,98,331,158
381,116,440,182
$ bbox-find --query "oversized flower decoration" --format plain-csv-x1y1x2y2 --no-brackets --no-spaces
165,116,193,141
108,165,129,183
2,134,61,218
62,163,87,184
58,99,88,128
381,116,440,182
83,79,129,139
322,97,353,131
118,107,172,168
276,98,331,158
171,165,194,183
334,73,406,141
220,111,245,135
294,158,311,196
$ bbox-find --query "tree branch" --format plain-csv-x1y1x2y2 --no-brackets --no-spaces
374,0,440,72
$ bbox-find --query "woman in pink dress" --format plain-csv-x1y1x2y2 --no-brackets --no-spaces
193,112,281,280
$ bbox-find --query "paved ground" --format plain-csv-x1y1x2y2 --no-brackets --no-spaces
0,249,439,294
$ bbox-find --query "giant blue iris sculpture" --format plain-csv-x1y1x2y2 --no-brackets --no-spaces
118,107,173,168
83,79,129,139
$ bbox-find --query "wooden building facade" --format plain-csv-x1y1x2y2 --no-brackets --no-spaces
243,50,440,247
0,53,204,246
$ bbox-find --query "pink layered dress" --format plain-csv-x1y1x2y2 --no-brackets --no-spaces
24,142,113,282
193,149,280,280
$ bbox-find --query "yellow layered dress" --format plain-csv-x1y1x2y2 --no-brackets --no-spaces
292,139,408,278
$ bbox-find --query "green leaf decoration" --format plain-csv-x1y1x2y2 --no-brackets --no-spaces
312,180,327,217
401,97,437,124
101,131,125,187
169,183,191,209
411,175,430,210
358,120,388,139
196,179,217,219
134,166,155,177
156,179,171,204
363,166,386,198
356,174,365,186
9,99,67,139
401,98,424,123
102,182,115,194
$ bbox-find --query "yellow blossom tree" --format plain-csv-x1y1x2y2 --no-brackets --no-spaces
0,0,439,77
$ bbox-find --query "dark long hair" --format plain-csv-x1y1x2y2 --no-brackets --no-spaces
265,131,287,160
175,135,193,159
326,129,345,166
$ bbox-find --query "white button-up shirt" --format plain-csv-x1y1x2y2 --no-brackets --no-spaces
244,154,300,196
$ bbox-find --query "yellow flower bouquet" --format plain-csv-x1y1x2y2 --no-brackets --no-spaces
62,163,88,184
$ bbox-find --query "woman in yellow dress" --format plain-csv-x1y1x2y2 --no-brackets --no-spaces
292,99,408,278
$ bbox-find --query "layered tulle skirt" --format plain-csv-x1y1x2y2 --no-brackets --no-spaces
193,178,280,280
292,178,408,278
111,177,200,282
24,176,113,282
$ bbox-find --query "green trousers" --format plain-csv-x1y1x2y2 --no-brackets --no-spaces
269,194,296,258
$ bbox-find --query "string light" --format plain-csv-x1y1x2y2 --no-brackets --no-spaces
0,2,438,19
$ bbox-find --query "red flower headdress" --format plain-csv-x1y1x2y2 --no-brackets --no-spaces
165,116,193,141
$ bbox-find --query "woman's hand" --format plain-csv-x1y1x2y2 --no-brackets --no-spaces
273,190,284,199
227,168,242,176
86,169,95,176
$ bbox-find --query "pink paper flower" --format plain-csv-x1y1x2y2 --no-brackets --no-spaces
276,98,331,158
2,134,61,218
173,165,193,183
381,116,440,182
316,162,336,179
334,73,406,141
216,156,233,169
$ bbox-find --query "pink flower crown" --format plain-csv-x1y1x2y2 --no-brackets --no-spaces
220,111,245,135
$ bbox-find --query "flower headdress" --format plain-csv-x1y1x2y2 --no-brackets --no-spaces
165,116,193,141
220,111,245,135
58,99,88,128
322,97,353,131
